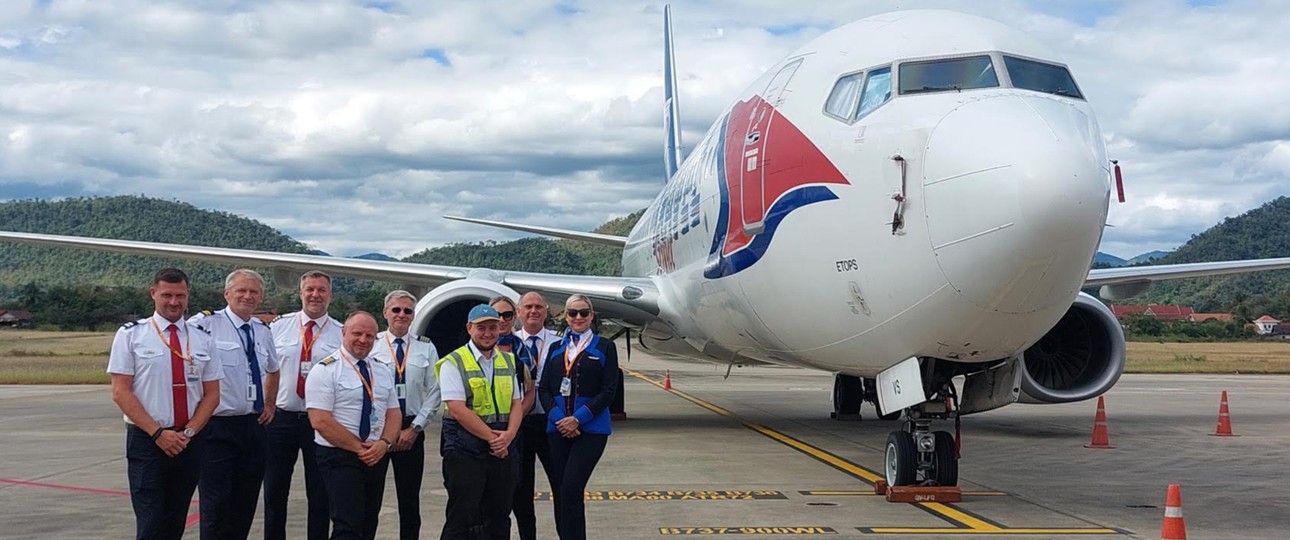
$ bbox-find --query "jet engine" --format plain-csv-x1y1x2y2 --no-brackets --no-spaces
1017,292,1126,404
410,278,520,354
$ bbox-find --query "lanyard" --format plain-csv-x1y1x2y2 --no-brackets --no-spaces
338,349,375,402
385,334,408,380
298,313,328,360
224,311,255,353
563,332,592,376
150,318,191,363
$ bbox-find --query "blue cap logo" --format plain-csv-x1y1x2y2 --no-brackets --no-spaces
467,304,502,324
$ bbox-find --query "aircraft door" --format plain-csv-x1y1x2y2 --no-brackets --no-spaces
740,58,802,235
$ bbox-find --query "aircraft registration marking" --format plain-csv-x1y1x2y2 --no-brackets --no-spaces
624,369,1131,536
660,526,836,535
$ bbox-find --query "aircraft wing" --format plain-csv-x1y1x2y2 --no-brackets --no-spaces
1085,256,1290,299
0,231,662,325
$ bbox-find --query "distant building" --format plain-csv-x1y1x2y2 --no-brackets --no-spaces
1252,315,1281,335
1110,304,1196,321
1189,313,1234,323
0,309,33,328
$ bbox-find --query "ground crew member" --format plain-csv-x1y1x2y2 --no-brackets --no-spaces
191,269,281,539
265,270,342,540
538,294,619,540
437,304,524,540
370,290,441,540
107,268,221,540
307,312,401,540
510,291,562,540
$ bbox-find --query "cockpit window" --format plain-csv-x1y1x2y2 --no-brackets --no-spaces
898,55,999,95
855,67,891,119
1003,56,1083,99
823,72,864,120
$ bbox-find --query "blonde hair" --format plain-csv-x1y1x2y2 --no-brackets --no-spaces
564,294,593,311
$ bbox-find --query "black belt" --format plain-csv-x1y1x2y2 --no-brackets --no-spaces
279,410,310,419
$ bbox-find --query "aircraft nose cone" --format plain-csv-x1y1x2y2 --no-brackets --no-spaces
922,95,1109,314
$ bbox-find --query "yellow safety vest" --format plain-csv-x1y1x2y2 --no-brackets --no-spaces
436,345,516,424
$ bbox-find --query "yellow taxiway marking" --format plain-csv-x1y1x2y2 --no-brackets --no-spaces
801,490,1006,497
624,369,1129,536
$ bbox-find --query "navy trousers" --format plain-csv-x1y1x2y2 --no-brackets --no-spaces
316,446,390,540
263,411,329,540
388,416,425,540
440,451,516,540
512,414,559,540
199,414,265,540
126,425,204,540
548,432,608,540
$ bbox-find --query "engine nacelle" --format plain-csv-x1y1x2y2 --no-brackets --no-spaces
1018,292,1126,404
410,279,520,355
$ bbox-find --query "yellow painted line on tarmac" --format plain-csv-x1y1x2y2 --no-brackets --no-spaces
800,490,1006,497
625,369,1131,536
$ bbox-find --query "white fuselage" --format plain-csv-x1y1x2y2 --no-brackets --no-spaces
622,11,1110,375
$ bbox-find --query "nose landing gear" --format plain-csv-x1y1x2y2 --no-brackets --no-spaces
883,384,960,488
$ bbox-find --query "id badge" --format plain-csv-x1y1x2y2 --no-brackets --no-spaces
300,360,311,377
396,383,407,399
559,377,572,397
370,411,382,431
246,383,258,401
186,364,200,383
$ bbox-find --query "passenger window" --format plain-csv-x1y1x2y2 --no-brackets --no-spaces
855,67,892,119
824,73,864,120
1003,56,1083,99
898,55,999,95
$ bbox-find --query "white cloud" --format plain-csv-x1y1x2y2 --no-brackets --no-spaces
0,0,1288,263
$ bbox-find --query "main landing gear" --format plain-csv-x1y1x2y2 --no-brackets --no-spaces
883,382,959,488
831,374,901,421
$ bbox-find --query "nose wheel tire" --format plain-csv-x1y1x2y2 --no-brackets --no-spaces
884,431,917,486
932,430,958,486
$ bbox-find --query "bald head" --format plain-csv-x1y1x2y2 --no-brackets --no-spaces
518,291,549,334
342,311,378,358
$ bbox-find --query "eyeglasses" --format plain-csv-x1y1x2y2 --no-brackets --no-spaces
498,310,515,320
388,307,414,315
566,308,592,319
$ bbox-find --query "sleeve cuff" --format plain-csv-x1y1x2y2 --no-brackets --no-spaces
573,406,594,425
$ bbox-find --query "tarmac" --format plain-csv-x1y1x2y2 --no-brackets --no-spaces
1,348,1288,539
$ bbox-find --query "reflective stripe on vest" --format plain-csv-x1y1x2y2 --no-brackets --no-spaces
435,346,516,424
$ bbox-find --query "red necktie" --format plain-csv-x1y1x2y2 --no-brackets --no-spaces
297,320,315,399
167,324,189,427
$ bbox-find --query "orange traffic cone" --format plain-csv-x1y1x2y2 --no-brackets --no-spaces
1212,390,1236,437
1085,395,1114,449
1161,484,1186,539
663,369,672,391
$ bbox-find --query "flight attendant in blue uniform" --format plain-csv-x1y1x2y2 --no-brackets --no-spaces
537,294,618,540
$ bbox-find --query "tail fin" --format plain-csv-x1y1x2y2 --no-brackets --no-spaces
663,4,683,181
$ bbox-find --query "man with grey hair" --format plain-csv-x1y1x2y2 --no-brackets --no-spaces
369,290,441,540
265,270,343,540
190,268,281,539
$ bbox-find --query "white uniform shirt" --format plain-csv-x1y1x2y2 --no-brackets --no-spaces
305,347,398,447
438,342,522,405
270,311,342,412
107,312,222,427
190,308,282,416
515,327,560,415
369,331,441,430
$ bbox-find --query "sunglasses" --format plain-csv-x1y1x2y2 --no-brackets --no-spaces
566,308,592,319
388,307,414,315
498,310,516,320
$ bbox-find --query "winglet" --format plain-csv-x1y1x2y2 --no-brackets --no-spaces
443,216,627,247
663,4,683,181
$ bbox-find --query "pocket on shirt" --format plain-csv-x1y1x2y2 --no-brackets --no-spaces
216,341,242,366
338,377,363,390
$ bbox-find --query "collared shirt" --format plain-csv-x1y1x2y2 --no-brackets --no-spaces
190,308,282,416
304,347,398,447
270,311,342,412
107,312,221,427
369,330,441,430
516,327,560,414
438,341,522,404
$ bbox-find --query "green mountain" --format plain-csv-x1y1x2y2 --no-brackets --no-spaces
1133,196,1290,319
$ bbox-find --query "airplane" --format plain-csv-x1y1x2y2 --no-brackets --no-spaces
5,8,1290,489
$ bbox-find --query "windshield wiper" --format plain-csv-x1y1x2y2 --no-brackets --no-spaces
1046,87,1081,98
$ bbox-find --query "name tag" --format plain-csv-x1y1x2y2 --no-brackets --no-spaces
370,411,383,433
559,377,572,397
300,361,311,377
246,384,258,401
396,383,407,399
186,364,200,383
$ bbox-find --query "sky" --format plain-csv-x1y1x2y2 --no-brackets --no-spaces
2,0,1288,259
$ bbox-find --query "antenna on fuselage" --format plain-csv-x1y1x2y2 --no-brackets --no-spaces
662,4,683,182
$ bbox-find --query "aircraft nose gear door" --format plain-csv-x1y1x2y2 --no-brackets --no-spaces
739,58,802,235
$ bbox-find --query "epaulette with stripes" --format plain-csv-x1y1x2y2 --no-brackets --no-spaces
318,356,337,365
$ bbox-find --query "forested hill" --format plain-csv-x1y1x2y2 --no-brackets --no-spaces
1134,196,1290,318
0,196,310,288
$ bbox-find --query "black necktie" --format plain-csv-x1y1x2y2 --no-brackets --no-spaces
241,323,264,412
357,359,372,440
394,338,406,415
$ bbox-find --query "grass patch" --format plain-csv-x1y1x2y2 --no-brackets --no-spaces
1127,341,1290,374
0,356,108,384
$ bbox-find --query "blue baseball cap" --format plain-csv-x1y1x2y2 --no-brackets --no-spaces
467,304,502,324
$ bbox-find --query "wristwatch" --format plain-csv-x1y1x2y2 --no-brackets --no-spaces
412,423,424,434
182,427,195,438
382,439,394,450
